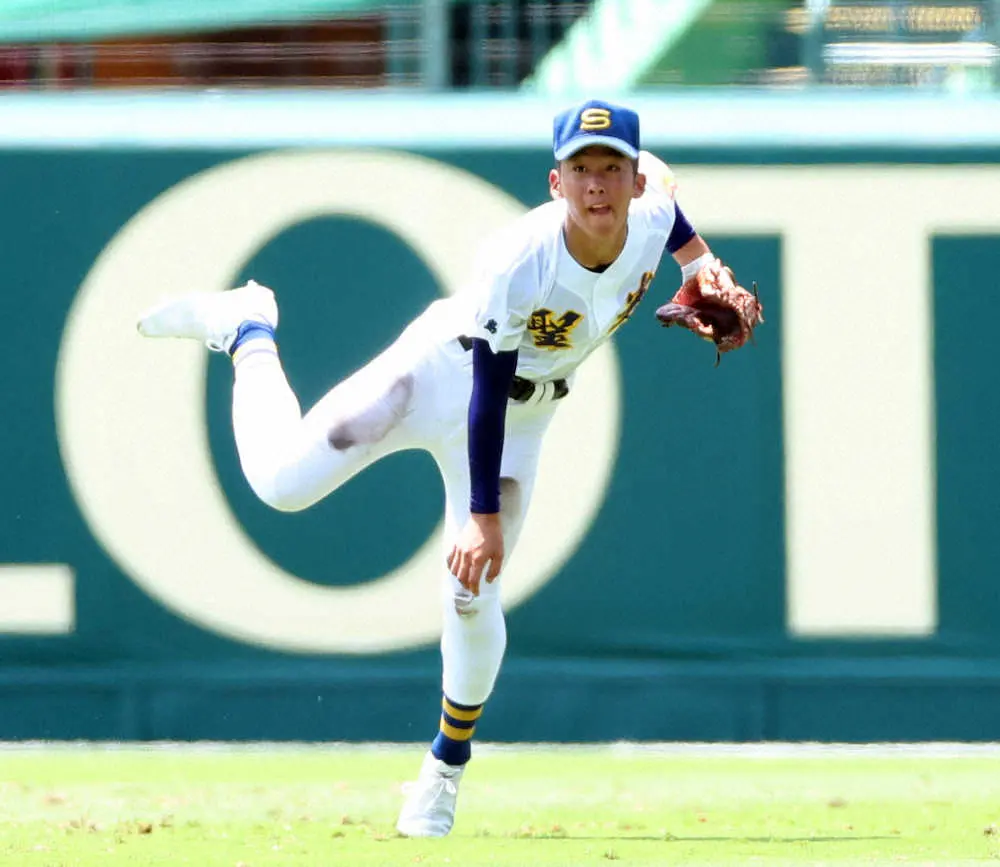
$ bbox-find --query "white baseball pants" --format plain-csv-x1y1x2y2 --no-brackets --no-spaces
230,316,558,706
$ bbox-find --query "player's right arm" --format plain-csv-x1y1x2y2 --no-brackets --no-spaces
446,229,543,595
447,339,517,595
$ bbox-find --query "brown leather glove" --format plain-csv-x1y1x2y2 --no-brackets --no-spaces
656,258,763,365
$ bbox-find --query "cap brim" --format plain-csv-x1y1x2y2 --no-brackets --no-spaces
554,134,639,161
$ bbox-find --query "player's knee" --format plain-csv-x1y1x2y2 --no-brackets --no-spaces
328,374,414,451
453,585,502,619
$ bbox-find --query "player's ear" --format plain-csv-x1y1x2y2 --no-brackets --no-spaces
633,171,647,199
549,167,562,200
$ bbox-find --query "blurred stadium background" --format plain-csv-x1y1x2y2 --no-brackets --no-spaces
0,0,1000,92
1,0,1000,747
0,0,996,90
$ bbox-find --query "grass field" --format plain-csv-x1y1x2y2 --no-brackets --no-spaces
1,744,999,866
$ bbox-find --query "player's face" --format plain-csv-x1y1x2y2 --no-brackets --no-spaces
550,147,643,240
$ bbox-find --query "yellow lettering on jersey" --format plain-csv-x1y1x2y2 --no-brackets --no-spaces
609,271,655,334
580,108,612,131
528,308,584,349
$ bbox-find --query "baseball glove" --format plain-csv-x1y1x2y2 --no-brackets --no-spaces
655,258,763,365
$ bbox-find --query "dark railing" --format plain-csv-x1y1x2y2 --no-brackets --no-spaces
0,1,591,90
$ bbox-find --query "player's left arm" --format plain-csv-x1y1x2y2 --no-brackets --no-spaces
640,153,762,356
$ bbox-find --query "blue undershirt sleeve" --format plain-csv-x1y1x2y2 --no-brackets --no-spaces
666,204,696,254
469,338,518,514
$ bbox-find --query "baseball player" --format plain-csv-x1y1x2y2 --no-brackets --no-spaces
136,98,759,838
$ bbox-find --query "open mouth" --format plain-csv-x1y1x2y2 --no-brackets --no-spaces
588,204,612,216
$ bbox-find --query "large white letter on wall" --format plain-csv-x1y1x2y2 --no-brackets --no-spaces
683,165,1000,635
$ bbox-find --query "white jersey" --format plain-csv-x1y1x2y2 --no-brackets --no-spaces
424,188,678,383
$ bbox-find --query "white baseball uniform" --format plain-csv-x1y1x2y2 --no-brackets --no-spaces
230,177,679,706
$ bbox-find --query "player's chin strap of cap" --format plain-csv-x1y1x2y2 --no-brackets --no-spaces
457,335,569,403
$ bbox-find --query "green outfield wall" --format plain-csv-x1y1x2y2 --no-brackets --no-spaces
1,91,1000,742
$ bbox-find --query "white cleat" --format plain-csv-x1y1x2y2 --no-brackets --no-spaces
396,751,465,838
136,280,278,352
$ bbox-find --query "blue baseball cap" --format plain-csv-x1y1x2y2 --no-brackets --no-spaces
552,99,640,161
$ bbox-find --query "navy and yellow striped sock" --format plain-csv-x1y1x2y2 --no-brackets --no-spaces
430,695,483,766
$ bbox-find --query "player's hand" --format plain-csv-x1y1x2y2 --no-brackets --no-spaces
447,513,504,596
